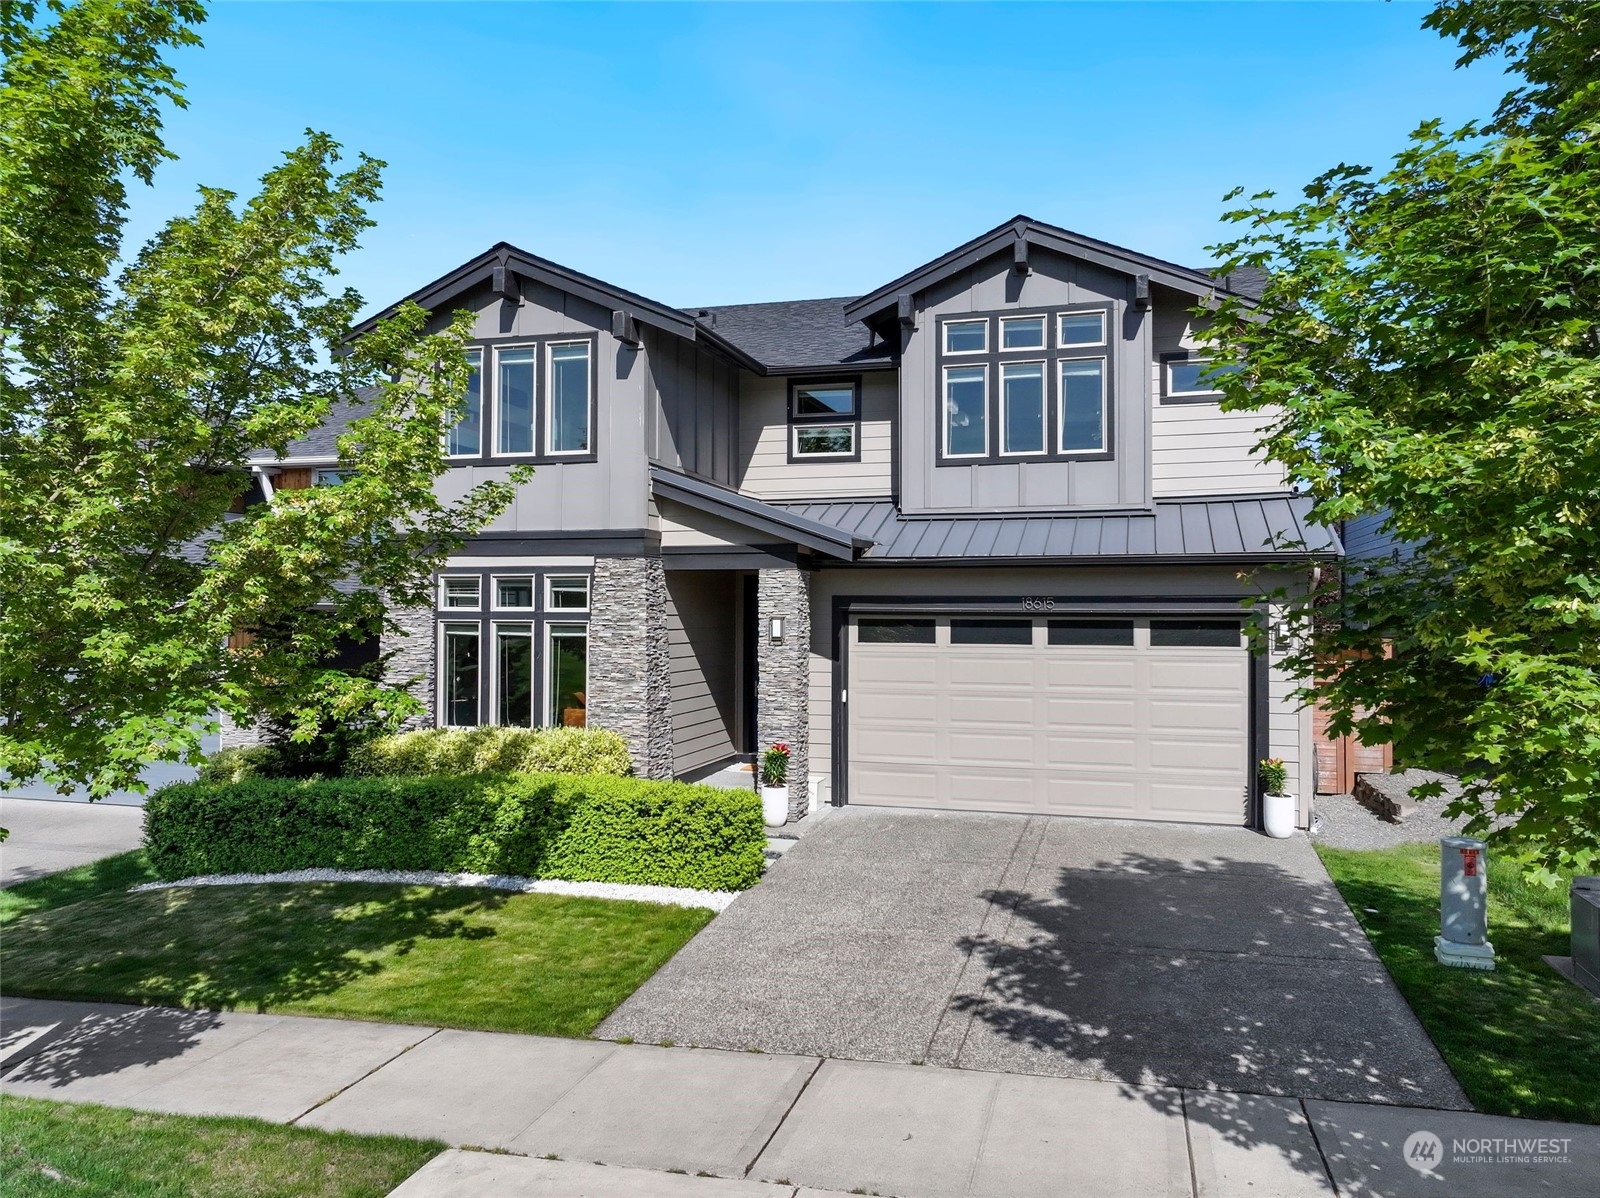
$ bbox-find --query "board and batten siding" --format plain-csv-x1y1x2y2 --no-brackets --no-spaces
665,571,740,776
645,328,741,488
737,371,896,501
1149,297,1286,498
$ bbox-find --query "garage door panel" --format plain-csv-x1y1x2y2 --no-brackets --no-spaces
849,617,1249,827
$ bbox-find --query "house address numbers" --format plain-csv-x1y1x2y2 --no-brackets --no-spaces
1020,597,1057,611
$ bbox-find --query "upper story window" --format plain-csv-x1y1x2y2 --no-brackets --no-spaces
447,336,596,462
314,469,348,486
789,378,860,461
546,575,590,611
1161,352,1239,403
936,305,1114,464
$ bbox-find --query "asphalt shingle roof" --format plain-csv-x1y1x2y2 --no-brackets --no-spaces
688,297,895,372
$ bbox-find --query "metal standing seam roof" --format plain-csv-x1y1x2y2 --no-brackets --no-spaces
773,495,1340,561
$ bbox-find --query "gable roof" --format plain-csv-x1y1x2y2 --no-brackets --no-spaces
348,242,698,340
688,297,896,375
843,214,1260,328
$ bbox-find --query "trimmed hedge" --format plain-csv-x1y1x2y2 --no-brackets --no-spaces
197,745,279,784
348,726,632,778
143,772,764,892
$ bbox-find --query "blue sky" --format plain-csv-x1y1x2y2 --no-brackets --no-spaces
126,2,1512,317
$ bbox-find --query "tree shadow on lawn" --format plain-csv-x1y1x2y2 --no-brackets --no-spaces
947,851,1470,1183
0,881,507,1019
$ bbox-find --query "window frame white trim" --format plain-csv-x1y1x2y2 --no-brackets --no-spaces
440,575,482,612
437,619,482,729
941,363,990,459
1056,309,1107,349
544,574,591,614
544,621,590,728
1057,355,1109,456
1164,355,1230,399
491,574,537,612
544,339,593,457
490,343,540,460
489,619,537,729
941,317,989,356
998,314,1047,352
998,360,1050,457
790,422,857,459
445,347,485,460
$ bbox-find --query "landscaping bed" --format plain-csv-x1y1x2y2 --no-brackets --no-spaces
0,1095,439,1198
1316,841,1600,1125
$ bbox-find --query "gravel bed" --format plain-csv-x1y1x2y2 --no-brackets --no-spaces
130,868,738,911
1311,792,1470,851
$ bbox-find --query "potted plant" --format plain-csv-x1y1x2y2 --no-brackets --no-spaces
760,743,790,827
1260,756,1295,838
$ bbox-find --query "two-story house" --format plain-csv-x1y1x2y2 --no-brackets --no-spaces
254,216,1339,829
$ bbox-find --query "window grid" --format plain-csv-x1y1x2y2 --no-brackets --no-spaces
445,335,599,464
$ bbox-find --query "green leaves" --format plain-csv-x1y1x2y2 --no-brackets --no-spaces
0,2,520,795
1203,1,1600,879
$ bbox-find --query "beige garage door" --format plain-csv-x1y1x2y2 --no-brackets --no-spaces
846,615,1250,824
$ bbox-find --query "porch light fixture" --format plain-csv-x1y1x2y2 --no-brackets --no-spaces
768,617,786,643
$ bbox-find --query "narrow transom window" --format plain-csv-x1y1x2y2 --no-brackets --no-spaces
495,346,536,455
950,618,1032,646
494,576,535,610
1058,311,1106,347
1149,620,1242,648
447,349,483,456
442,576,481,610
858,618,935,644
548,342,591,454
1001,362,1046,456
943,365,988,458
943,319,988,354
1059,358,1106,453
546,576,590,611
999,316,1046,350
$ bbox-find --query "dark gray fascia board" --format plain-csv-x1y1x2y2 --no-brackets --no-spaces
843,215,1245,327
650,466,872,559
348,243,697,341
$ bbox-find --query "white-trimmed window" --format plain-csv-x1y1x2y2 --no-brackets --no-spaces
1000,362,1047,456
440,622,481,727
441,576,481,610
1058,311,1106,347
546,575,590,612
999,315,1046,351
493,622,535,727
942,318,988,355
547,623,589,727
495,346,536,456
1164,356,1239,400
1059,358,1107,453
943,365,988,458
446,349,483,457
547,341,592,454
493,575,536,610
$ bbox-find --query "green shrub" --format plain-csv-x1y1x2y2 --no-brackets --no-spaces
348,726,632,778
197,745,281,784
143,772,764,891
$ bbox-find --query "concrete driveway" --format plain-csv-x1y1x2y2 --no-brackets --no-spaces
0,797,146,888
601,808,1467,1109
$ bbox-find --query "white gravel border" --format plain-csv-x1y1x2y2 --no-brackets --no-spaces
130,868,738,911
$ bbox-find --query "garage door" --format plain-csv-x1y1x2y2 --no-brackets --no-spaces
846,615,1250,824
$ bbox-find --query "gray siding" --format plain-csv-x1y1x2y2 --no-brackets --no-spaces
645,328,740,487
900,248,1151,514
666,571,739,776
738,371,896,500
1342,510,1416,563
1149,297,1286,497
432,281,650,532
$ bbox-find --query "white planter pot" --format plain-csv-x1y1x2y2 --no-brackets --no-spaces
760,785,789,828
1263,791,1296,839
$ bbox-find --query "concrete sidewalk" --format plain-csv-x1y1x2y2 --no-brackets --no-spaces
3,997,1596,1198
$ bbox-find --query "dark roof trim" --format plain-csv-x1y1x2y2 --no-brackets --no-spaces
349,243,697,340
844,215,1243,326
687,320,766,374
650,466,872,560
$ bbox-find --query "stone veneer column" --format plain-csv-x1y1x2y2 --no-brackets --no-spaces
587,556,673,780
381,600,436,731
757,567,811,821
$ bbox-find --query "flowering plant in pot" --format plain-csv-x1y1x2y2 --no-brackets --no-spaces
1259,756,1295,839
760,743,790,827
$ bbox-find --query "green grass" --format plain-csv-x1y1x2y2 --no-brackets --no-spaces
0,850,158,925
0,1095,440,1198
1316,842,1600,1124
0,880,713,1037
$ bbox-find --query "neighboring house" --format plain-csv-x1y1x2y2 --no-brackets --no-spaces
248,215,1340,827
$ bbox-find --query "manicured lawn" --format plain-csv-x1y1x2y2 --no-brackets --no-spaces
1317,842,1600,1124
0,850,159,925
0,881,713,1037
0,1095,440,1198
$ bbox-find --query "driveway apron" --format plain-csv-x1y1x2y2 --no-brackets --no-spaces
598,807,1467,1109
